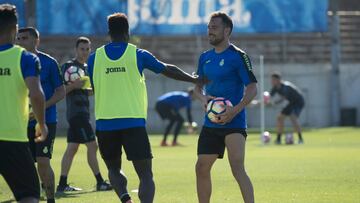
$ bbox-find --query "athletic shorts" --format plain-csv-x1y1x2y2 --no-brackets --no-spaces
0,141,40,201
155,102,182,121
27,123,56,160
67,116,95,143
281,102,304,117
197,127,247,159
96,127,153,161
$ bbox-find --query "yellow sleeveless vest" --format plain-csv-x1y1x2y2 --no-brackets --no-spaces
0,45,29,142
93,43,148,120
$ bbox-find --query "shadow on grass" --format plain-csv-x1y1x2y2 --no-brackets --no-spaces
55,190,98,200
1,190,104,203
1,200,15,203
0,190,98,203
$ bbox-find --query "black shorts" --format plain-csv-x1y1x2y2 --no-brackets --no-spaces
281,102,304,117
96,127,152,161
197,127,247,159
67,116,95,143
0,141,40,201
28,123,56,159
155,102,182,121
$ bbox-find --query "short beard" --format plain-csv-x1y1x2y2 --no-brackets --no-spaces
209,36,225,46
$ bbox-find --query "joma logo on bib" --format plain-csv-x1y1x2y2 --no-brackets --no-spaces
0,68,11,76
105,67,126,74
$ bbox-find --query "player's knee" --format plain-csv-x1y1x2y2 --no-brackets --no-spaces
67,145,79,156
36,157,50,167
195,161,212,176
86,142,98,152
229,159,245,173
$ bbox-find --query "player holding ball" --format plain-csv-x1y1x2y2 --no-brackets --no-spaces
193,12,257,203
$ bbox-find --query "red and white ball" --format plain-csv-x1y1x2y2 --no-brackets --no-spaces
64,66,85,83
206,97,233,123
285,133,294,144
262,131,271,144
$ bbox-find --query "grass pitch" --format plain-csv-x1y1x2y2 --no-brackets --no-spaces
1,127,360,203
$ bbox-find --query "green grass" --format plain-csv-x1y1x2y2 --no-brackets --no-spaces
1,127,360,203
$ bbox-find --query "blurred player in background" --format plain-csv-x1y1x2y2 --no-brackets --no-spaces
17,27,65,203
155,88,195,146
194,12,257,203
57,37,111,192
270,72,305,144
0,4,47,203
88,13,201,203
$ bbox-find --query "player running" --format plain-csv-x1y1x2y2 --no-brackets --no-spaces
270,72,305,144
194,12,257,203
88,13,201,203
0,4,47,203
17,27,65,203
57,37,111,192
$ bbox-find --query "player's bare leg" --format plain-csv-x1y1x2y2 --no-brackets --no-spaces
60,143,79,177
133,159,155,203
276,114,285,144
36,157,55,201
196,154,217,203
85,141,111,190
289,114,303,143
57,143,82,192
226,133,254,203
85,141,100,175
105,159,131,203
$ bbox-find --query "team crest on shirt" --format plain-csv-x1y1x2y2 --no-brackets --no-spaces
219,59,224,66
43,146,48,154
205,60,211,64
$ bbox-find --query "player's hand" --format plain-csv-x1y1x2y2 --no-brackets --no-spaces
200,95,215,111
72,79,85,89
34,123,48,143
216,105,241,124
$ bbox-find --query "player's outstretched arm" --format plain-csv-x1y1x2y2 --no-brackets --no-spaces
25,76,48,142
161,64,200,84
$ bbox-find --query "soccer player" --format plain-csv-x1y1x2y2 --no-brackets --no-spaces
87,13,200,203
17,27,65,203
57,37,111,192
155,89,195,146
194,12,257,203
0,4,47,203
270,72,305,144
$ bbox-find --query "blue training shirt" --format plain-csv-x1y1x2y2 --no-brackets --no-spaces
197,44,257,129
87,42,166,131
157,91,191,111
29,51,63,127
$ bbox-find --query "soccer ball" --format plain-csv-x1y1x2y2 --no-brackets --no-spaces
64,66,85,83
285,133,294,144
263,91,271,104
206,97,233,123
262,131,271,144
